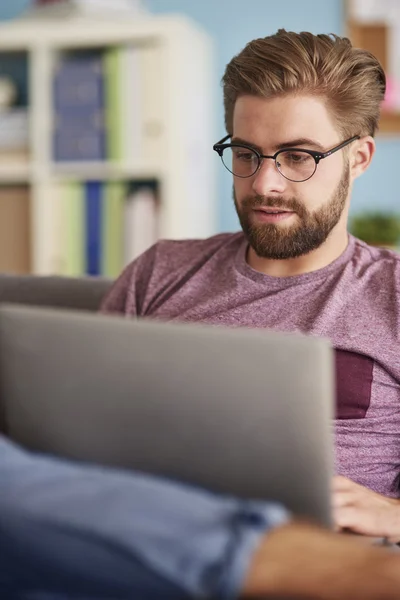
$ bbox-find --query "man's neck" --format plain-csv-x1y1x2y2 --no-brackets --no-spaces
246,230,349,277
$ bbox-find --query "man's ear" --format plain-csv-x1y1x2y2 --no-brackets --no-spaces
350,136,375,180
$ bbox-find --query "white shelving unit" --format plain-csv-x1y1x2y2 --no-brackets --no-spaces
0,13,216,274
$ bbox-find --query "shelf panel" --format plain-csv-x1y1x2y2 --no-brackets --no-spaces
51,161,164,181
0,161,166,184
0,163,32,184
0,15,189,51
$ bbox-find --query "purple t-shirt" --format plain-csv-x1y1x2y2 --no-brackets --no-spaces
101,232,400,498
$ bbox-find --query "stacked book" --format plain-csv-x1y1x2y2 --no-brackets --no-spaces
51,43,163,277
52,43,162,163
53,53,105,161
56,180,159,278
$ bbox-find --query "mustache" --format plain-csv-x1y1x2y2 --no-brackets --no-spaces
240,194,307,216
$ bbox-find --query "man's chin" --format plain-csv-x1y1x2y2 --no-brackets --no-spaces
246,227,325,260
250,245,308,261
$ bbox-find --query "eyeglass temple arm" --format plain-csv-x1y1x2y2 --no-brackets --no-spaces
215,134,231,145
320,135,361,159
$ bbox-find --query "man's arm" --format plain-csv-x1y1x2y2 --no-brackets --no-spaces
242,520,400,600
99,243,158,315
99,262,133,314
333,476,400,542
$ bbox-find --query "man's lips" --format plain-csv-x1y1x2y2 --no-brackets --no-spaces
254,207,294,214
252,208,296,223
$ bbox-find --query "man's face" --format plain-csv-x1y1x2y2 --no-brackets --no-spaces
232,94,351,260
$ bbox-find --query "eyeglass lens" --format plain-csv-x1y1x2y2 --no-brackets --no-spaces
222,146,317,181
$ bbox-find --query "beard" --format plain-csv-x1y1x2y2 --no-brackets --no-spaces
234,163,350,260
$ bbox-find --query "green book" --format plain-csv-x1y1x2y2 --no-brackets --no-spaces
102,181,126,277
104,46,123,162
63,182,85,276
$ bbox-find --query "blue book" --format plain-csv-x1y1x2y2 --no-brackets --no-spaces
54,106,104,133
53,53,106,161
54,131,106,161
85,181,103,276
53,55,104,110
54,105,106,161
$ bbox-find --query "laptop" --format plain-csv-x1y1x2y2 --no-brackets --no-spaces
0,304,335,526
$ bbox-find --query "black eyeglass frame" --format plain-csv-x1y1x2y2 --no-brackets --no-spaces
213,134,361,182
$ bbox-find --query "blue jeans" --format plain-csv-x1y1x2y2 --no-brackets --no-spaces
0,436,289,599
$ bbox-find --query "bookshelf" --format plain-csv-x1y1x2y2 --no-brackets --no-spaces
0,14,216,276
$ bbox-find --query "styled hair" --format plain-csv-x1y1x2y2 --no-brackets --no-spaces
222,29,386,138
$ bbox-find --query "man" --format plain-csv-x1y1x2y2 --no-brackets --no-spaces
2,434,400,600
101,29,400,540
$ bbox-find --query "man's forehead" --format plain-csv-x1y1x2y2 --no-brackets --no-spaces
232,94,337,147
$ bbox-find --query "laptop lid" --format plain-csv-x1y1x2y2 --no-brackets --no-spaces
0,304,335,526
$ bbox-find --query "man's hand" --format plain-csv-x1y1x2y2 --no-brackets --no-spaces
241,521,400,600
333,476,400,542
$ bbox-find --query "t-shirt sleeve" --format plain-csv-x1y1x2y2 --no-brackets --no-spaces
99,245,158,316
99,262,136,315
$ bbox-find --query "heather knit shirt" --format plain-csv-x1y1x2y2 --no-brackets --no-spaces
101,232,400,498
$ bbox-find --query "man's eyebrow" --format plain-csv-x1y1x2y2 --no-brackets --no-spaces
277,138,325,151
231,136,325,152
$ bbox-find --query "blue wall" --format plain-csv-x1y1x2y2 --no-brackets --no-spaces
0,0,29,19
1,0,399,230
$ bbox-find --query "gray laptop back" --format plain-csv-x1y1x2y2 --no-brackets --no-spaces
0,304,335,526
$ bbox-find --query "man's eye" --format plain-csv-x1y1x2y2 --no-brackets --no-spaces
234,151,255,161
285,152,312,163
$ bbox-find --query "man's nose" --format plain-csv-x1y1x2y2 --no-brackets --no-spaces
251,158,287,196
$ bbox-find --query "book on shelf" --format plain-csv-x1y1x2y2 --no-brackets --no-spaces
85,181,102,276
124,183,158,265
62,181,85,276
101,181,126,278
51,42,164,164
104,47,123,162
110,42,164,162
0,185,31,274
120,44,142,163
53,53,106,162
102,41,164,162
52,179,159,277
38,181,66,274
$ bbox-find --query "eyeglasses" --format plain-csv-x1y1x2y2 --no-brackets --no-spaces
213,134,360,182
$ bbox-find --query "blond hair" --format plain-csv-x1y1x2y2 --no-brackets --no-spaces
223,29,386,138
